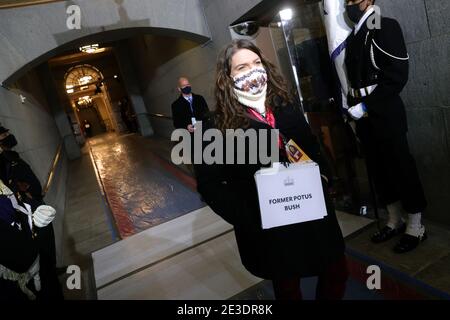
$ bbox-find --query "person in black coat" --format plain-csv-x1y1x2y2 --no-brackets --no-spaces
171,77,210,132
344,0,427,253
0,126,63,300
193,39,348,300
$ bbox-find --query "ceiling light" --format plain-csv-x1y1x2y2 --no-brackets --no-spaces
279,8,293,21
79,44,100,54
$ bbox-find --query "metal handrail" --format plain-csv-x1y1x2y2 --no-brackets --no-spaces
148,113,173,120
42,142,63,196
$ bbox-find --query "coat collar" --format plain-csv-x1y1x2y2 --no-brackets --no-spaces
354,7,376,35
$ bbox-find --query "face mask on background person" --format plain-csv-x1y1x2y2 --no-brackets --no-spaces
180,86,192,95
346,0,367,24
233,67,268,95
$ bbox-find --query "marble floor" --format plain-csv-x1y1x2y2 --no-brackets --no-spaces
87,133,203,238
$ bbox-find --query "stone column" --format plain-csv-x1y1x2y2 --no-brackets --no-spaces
38,63,81,160
114,42,154,137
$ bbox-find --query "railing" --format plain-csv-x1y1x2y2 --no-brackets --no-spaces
148,113,173,120
42,142,63,196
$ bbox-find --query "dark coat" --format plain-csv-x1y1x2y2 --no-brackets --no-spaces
345,16,409,141
171,94,210,129
194,103,345,279
0,151,62,300
0,196,39,300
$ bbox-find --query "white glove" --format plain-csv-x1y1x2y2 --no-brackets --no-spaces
33,205,56,228
348,103,367,120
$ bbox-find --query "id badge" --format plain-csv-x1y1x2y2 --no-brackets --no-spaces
191,117,197,125
285,139,311,163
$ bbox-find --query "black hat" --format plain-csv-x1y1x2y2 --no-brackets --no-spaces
0,126,9,135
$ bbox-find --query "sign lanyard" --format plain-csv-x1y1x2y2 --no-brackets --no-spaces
247,107,285,150
246,107,311,163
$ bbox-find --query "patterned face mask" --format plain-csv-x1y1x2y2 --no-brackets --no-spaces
233,67,268,95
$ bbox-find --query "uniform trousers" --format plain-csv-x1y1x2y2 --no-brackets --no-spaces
357,119,427,213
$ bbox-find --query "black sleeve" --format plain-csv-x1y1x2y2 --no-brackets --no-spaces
0,219,39,273
194,163,242,226
199,96,210,119
13,159,43,205
362,18,409,108
193,119,245,226
171,101,184,129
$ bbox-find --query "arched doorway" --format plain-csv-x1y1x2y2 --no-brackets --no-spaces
64,63,124,142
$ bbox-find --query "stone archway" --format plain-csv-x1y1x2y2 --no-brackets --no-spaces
0,0,211,86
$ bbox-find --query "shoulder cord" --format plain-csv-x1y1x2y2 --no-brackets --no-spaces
369,29,409,70
0,255,40,300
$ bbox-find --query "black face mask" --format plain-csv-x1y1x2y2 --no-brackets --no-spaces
346,1,365,24
0,134,18,149
181,86,192,95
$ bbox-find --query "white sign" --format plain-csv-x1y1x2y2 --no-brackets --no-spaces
255,162,327,229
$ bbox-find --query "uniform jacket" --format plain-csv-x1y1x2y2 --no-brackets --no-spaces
194,102,345,279
171,94,209,130
0,151,61,299
345,15,409,140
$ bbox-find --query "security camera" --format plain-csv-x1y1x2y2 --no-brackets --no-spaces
229,21,260,39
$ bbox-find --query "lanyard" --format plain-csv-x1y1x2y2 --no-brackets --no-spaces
246,108,311,164
246,107,286,149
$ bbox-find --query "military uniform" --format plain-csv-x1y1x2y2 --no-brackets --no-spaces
345,11,427,215
0,149,63,300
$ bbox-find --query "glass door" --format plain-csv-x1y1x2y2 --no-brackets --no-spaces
268,1,363,213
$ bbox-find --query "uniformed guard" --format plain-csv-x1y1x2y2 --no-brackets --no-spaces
344,0,427,253
0,126,63,299
0,179,56,300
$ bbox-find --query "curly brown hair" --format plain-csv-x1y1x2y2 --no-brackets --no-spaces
214,39,292,132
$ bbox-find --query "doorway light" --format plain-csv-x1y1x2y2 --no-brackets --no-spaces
78,75,93,85
79,44,100,54
279,8,293,21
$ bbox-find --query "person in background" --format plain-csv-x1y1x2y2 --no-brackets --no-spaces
83,119,93,138
344,0,427,253
171,77,210,133
194,39,348,300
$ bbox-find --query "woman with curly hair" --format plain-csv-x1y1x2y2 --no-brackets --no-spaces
194,39,348,300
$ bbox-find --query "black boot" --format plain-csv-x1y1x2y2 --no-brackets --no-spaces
393,230,427,253
371,223,406,243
